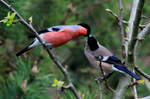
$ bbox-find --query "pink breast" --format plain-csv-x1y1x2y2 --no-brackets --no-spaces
42,32,73,47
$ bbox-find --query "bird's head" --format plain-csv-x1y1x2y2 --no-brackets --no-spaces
87,35,99,51
78,23,91,36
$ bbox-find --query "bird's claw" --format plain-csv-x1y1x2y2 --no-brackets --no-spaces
95,76,105,81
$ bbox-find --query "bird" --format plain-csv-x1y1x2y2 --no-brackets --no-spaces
16,23,90,56
84,34,144,83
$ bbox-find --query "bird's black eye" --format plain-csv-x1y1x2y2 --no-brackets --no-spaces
52,28,60,31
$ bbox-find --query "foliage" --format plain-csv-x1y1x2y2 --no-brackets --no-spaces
0,12,16,26
52,79,64,89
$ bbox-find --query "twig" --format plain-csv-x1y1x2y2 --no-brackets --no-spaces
118,0,127,60
137,23,150,39
128,1,145,99
12,19,21,24
134,66,150,81
118,0,126,38
0,0,81,98
144,79,150,91
134,23,150,55
128,0,145,55
95,79,103,99
128,81,139,87
98,60,115,93
133,14,150,93
105,9,146,29
132,8,150,94
132,69,138,99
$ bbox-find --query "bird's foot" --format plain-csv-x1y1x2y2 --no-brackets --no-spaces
95,72,114,82
95,76,105,82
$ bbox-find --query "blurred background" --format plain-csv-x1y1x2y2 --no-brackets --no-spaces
0,0,150,98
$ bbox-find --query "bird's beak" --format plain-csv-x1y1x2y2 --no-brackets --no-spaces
78,26,88,36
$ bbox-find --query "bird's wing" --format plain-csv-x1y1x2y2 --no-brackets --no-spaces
107,56,123,65
46,25,65,32
39,25,80,34
38,26,63,34
96,56,124,66
28,25,66,38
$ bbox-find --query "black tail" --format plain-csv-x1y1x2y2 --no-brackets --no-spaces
16,46,31,56
114,65,141,80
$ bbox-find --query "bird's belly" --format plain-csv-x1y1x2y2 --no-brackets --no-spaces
99,62,113,72
42,32,73,47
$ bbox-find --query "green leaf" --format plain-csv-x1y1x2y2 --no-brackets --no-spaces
7,12,10,18
0,12,16,26
52,79,64,89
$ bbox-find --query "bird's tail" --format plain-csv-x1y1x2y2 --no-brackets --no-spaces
16,41,34,56
16,46,32,56
113,65,141,80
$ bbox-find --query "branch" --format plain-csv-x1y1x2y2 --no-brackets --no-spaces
134,23,150,62
98,61,115,92
128,0,145,41
12,19,21,24
118,0,126,38
131,69,138,99
134,23,150,82
0,0,81,98
118,0,127,59
113,77,129,99
136,23,150,41
128,0,145,64
105,9,145,29
144,79,150,91
96,79,103,99
127,1,145,99
134,66,150,81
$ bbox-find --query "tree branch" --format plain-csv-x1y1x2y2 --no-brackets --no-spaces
96,79,103,99
134,66,150,81
118,0,127,60
113,0,145,99
113,77,129,99
98,61,115,93
128,0,145,64
118,0,126,38
105,9,146,29
134,22,150,62
127,1,145,99
0,0,81,98
128,0,145,42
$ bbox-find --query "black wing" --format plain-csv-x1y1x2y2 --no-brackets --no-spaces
95,56,124,66
106,56,123,65
28,26,61,38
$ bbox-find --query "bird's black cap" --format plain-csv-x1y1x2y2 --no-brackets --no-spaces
87,36,99,51
78,23,91,36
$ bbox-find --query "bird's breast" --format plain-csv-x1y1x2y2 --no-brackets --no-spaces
42,31,77,47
